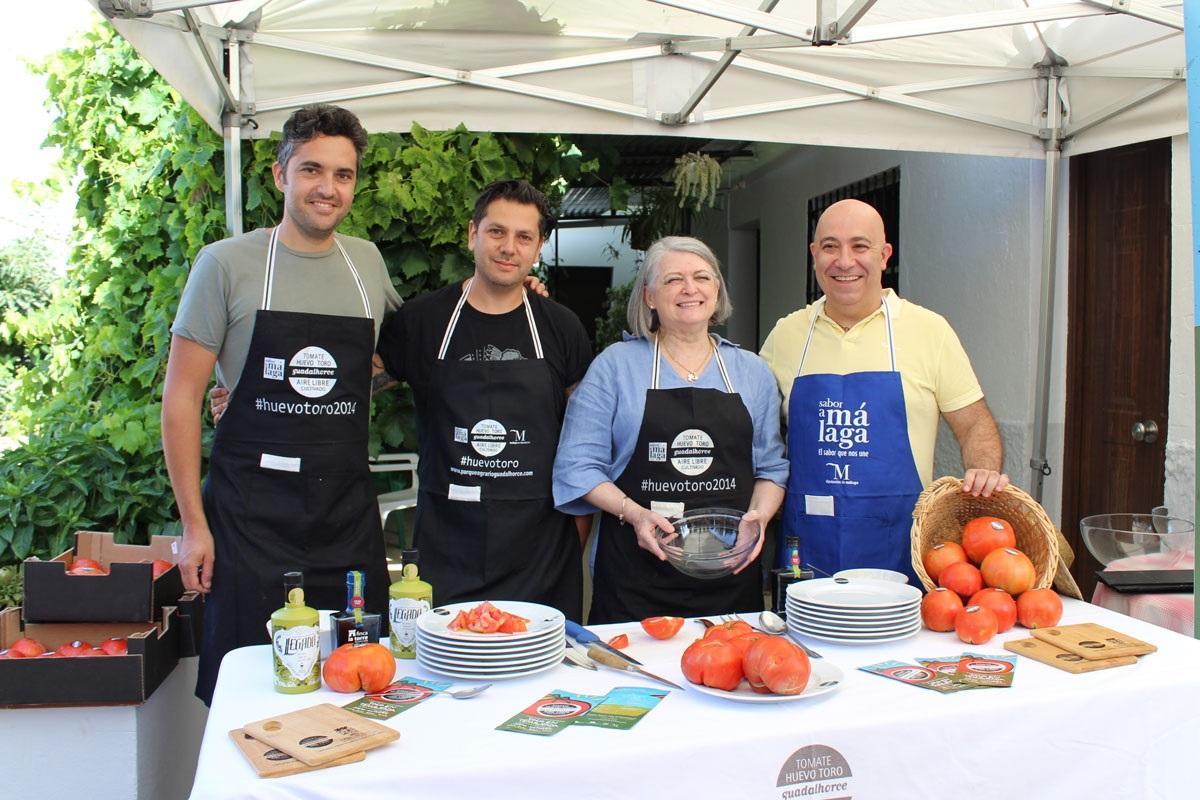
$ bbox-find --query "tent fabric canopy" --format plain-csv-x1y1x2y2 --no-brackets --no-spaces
93,0,1186,159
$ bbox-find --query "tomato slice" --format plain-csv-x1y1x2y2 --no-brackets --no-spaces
640,616,686,640
448,611,471,631
607,633,629,649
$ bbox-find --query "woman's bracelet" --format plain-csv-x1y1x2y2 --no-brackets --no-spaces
618,496,629,525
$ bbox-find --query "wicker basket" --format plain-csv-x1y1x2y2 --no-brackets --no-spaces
911,476,1082,599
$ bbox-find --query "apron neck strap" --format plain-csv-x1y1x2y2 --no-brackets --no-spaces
437,278,544,360
262,227,371,318
652,334,734,392
796,295,897,375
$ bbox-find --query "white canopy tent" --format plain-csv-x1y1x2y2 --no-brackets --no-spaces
88,1,1191,534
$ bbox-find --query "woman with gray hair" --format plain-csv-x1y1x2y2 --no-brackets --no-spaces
553,236,788,623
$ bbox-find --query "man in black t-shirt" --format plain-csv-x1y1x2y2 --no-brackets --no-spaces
377,180,592,620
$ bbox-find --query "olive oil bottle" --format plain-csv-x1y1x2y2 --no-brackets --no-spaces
270,571,321,693
389,550,432,659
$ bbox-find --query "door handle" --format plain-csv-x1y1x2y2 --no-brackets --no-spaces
1131,420,1159,443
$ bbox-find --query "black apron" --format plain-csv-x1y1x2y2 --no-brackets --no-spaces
589,336,760,624
414,279,582,620
196,229,388,704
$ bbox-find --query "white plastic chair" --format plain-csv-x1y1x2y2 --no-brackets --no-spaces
369,452,419,530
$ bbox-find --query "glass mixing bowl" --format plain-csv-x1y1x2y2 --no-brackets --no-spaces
654,507,762,580
1079,513,1194,567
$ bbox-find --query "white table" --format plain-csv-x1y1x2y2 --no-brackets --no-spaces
1,657,209,800
190,599,1200,800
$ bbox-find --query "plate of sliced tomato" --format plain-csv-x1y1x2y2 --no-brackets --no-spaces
417,600,565,645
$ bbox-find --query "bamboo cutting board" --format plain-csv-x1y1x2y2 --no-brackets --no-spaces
242,703,399,766
1004,637,1138,673
229,728,366,778
1030,623,1157,660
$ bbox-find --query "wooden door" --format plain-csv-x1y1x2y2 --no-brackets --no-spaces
1061,138,1171,598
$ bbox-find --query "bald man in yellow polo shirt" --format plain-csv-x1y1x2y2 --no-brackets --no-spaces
760,198,1007,582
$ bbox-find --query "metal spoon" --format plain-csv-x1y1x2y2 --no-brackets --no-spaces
758,610,788,634
758,610,824,660
431,683,492,699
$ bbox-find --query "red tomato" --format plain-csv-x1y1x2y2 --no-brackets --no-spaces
1016,588,1063,629
742,637,811,695
980,547,1037,595
151,559,173,579
55,640,94,657
4,638,47,658
607,633,629,649
955,605,998,645
97,637,128,656
968,588,1017,632
923,542,968,583
920,587,964,632
641,616,685,640
961,516,1017,564
938,561,983,600
700,619,753,642
726,631,769,659
680,639,744,691
67,560,108,577
448,611,471,631
496,614,529,633
322,643,397,693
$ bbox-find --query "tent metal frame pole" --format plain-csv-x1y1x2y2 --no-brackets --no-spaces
222,30,243,237
251,34,652,118
1063,79,1181,137
1182,0,1199,638
1030,69,1064,502
667,3,1109,52
706,53,1041,134
182,8,235,110
646,0,813,42
815,0,878,43
664,0,781,125
1082,0,1185,29
98,0,236,18
703,71,1034,121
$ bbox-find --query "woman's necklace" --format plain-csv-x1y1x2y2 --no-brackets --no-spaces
660,336,714,382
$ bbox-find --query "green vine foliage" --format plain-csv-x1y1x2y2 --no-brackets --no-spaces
0,22,598,571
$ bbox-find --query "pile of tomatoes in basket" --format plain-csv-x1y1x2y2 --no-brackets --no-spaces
921,516,1063,645
679,619,811,695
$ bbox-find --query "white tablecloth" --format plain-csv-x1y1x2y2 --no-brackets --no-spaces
190,599,1200,800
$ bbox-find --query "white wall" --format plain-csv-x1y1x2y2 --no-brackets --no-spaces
699,140,1197,530
542,223,640,287
711,146,1042,501
1166,135,1196,525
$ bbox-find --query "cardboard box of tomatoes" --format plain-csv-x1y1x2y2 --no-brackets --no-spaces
22,531,184,624
0,604,182,706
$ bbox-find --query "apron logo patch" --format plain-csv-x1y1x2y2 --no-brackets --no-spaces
648,442,667,462
287,346,339,398
469,418,509,456
454,426,468,444
669,428,715,476
817,399,871,455
262,357,285,380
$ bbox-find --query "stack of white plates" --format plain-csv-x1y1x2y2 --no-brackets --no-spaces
415,600,565,680
785,578,923,645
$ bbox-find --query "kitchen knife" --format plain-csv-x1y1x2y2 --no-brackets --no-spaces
561,645,598,670
584,644,685,691
565,620,644,666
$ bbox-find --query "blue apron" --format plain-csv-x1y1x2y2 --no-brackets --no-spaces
780,296,923,584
